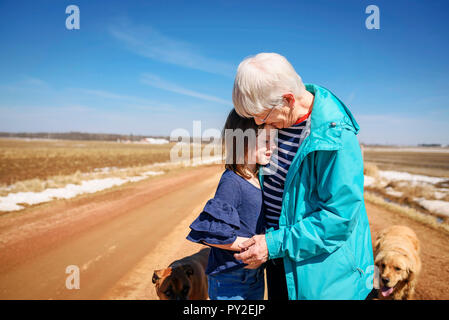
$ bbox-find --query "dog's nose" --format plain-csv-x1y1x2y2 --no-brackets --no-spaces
382,277,390,284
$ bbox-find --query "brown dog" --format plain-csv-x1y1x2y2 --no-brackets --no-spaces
152,247,209,300
374,225,421,300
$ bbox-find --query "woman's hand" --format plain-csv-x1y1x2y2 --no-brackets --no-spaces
244,262,264,269
234,235,269,265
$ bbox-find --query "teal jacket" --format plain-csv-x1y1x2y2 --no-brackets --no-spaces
260,84,374,300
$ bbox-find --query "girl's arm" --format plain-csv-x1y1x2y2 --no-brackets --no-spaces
204,236,249,252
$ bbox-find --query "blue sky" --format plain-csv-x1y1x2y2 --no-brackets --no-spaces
0,0,448,145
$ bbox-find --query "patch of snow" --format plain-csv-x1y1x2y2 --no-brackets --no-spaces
364,176,376,187
0,171,164,212
377,170,446,185
141,170,165,176
0,155,223,212
94,167,115,173
415,198,449,218
434,190,448,200
0,202,23,212
385,187,403,198
190,156,223,167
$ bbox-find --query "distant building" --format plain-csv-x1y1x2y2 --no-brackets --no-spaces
142,137,169,145
117,137,170,144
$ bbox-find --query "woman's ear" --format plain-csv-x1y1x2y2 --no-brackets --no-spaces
282,93,295,108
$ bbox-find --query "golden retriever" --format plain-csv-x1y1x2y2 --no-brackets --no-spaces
374,225,421,300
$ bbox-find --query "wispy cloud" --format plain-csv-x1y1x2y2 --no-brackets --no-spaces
141,73,232,106
109,21,235,77
0,76,175,113
20,76,51,89
0,75,51,92
71,88,174,112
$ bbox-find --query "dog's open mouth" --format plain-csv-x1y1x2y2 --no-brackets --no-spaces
381,286,394,297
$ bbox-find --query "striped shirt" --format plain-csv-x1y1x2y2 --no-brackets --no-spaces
262,117,311,230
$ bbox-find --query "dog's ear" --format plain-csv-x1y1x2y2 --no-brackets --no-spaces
152,268,172,284
406,253,422,281
374,237,383,255
184,265,194,277
406,262,419,283
410,236,420,253
373,264,381,289
406,269,415,283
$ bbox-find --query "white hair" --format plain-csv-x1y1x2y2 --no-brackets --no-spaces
232,52,306,118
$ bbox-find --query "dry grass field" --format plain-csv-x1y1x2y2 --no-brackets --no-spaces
363,146,449,179
0,138,175,186
363,146,449,231
0,138,222,196
0,139,184,200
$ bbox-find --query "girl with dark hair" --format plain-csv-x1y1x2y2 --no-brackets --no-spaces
186,109,275,300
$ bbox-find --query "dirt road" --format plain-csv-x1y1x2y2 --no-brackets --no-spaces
0,164,448,299
0,165,222,299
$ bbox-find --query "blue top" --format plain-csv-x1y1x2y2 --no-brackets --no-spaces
186,169,264,275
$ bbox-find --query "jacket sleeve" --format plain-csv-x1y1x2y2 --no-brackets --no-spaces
186,175,241,245
265,140,364,262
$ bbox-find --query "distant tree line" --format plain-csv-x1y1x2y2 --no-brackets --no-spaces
0,132,221,143
0,131,170,142
418,144,443,147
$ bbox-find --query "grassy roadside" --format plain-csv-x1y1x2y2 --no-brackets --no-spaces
0,158,222,197
0,164,223,217
363,148,449,179
0,138,175,186
0,137,223,196
364,191,449,235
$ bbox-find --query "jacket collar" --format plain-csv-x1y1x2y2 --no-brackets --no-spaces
306,83,360,136
298,83,359,151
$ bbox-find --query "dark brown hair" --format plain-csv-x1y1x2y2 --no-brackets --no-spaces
222,109,264,179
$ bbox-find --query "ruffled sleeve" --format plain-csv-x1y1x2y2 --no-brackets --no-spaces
186,198,241,245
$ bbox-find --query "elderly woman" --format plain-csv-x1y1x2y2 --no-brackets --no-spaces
232,53,374,300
